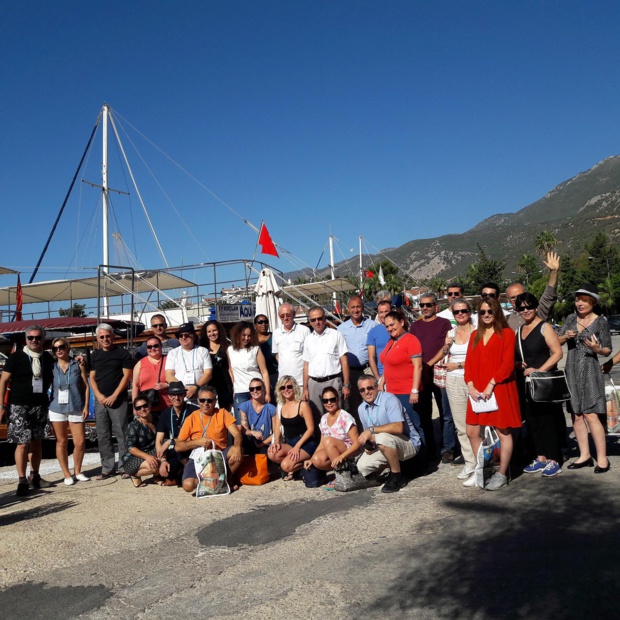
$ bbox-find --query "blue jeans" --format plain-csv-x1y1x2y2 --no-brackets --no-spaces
395,394,426,449
440,387,457,453
233,392,251,424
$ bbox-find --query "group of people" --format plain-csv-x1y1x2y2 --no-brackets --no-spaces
0,251,614,496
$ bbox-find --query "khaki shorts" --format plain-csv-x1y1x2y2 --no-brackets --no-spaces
356,432,416,477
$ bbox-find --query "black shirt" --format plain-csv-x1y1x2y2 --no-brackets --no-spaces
4,350,54,406
90,347,133,404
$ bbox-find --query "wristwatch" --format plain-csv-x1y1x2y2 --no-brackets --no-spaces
369,426,375,434
343,383,351,388
411,389,419,394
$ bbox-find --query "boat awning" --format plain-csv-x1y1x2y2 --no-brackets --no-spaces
0,317,134,336
282,277,357,297
0,266,18,275
0,271,197,306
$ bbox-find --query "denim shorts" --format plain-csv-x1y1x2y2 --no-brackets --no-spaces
283,434,318,458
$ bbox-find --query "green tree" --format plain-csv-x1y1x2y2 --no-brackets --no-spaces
58,303,87,318
159,300,179,310
535,231,558,257
517,253,539,286
425,276,447,298
557,255,582,303
464,244,506,295
582,232,620,285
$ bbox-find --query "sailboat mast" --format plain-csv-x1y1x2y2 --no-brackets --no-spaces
358,235,363,289
102,103,110,315
329,234,337,312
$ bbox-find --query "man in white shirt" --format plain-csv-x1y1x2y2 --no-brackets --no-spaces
165,322,212,403
438,284,478,327
302,307,350,419
272,303,310,386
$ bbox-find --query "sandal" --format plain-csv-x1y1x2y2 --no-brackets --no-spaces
120,473,131,480
95,472,113,481
283,472,295,482
131,476,146,488
323,480,336,491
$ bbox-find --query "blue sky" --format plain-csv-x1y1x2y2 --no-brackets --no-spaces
2,1,620,284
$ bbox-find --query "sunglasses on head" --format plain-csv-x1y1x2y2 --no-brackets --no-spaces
52,344,67,351
321,397,338,404
198,398,215,404
453,309,470,315
249,385,263,392
255,319,269,325
359,385,377,393
419,303,434,308
26,335,42,341
151,323,166,328
146,344,161,349
517,305,536,312
479,309,494,316
279,384,294,391
481,292,497,299
309,316,325,323
135,403,150,411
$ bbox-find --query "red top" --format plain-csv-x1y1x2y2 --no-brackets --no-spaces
464,328,521,428
136,356,171,411
380,333,423,395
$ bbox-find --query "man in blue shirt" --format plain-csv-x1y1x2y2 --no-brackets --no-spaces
338,296,376,418
367,299,392,381
356,376,420,493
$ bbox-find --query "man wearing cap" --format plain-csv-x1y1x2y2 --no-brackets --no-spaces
155,381,197,486
165,322,212,403
505,252,560,330
134,314,180,361
0,325,55,495
272,303,310,386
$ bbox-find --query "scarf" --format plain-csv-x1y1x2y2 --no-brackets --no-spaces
23,345,42,378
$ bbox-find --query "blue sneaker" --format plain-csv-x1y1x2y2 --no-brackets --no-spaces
541,461,562,478
523,459,547,474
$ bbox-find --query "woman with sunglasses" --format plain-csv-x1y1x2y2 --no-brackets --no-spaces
464,297,521,490
48,337,90,485
443,299,478,483
239,378,276,454
199,320,234,410
132,336,170,415
558,285,612,473
122,396,162,487
514,292,565,478
268,376,317,480
305,386,360,478
228,321,271,423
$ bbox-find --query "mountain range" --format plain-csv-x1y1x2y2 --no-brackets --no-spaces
300,155,620,282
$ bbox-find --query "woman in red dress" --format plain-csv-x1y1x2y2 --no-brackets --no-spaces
464,297,521,490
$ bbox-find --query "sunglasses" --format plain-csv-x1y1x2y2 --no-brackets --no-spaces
52,344,67,351
249,386,263,392
517,305,536,312
178,333,193,339
447,292,461,297
279,384,294,391
27,335,42,341
98,334,112,340
419,303,435,308
151,323,166,328
453,309,470,315
309,317,325,323
359,386,377,393
169,392,186,398
255,320,269,325
135,403,150,411
481,293,498,299
479,309,494,316
198,398,215,404
146,344,161,350
279,313,292,318
321,397,338,404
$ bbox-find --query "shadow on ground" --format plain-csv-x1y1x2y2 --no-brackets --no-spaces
367,474,619,619
0,497,77,526
0,582,112,620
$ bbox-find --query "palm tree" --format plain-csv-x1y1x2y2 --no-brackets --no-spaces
535,231,558,257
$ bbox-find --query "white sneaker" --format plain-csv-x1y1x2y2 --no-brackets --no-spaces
74,473,90,482
463,474,479,487
457,465,476,480
64,476,76,486
485,472,508,491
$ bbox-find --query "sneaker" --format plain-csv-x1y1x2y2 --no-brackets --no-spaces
16,481,30,496
541,461,562,478
523,459,547,474
29,473,53,489
64,476,76,486
74,473,90,482
457,465,476,480
485,472,508,491
441,450,455,464
463,474,479,487
381,474,407,493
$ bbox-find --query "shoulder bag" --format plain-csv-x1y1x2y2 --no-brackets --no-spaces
518,325,571,403
140,357,165,408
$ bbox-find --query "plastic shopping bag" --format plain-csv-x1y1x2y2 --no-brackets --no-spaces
194,444,230,498
473,426,501,488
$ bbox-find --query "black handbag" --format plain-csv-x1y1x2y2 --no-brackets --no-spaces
140,358,164,408
517,326,571,404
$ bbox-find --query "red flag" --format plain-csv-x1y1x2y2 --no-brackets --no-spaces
15,274,23,321
334,300,341,315
258,222,279,257
365,270,374,278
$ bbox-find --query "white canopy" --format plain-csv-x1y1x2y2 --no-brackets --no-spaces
0,271,196,306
